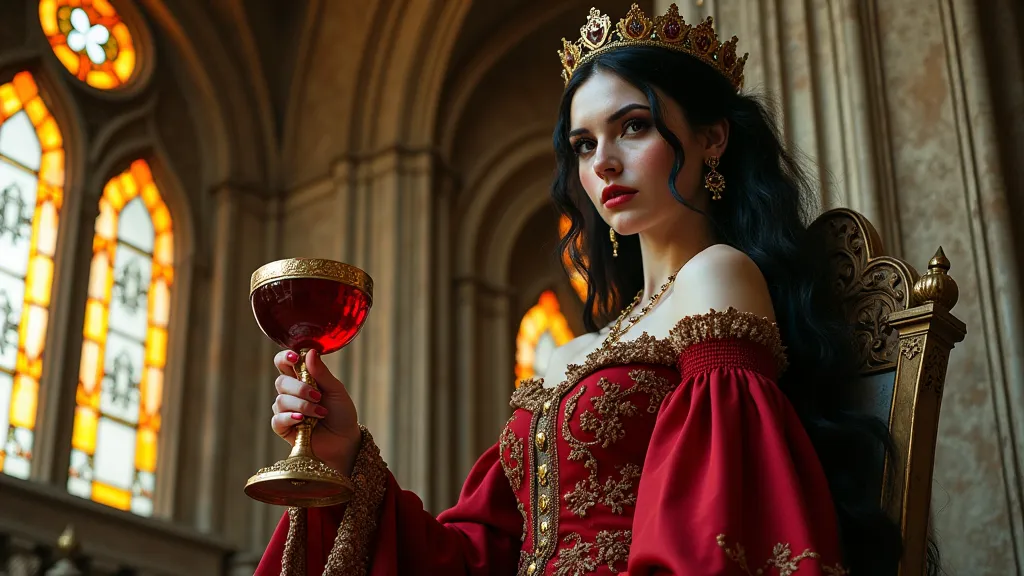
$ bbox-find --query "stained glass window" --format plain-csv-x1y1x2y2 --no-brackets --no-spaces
68,160,172,516
515,291,574,386
558,215,588,302
40,0,137,90
0,72,65,479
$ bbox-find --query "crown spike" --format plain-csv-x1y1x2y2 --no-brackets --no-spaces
558,3,747,91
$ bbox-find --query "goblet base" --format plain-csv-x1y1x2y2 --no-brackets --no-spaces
244,454,354,507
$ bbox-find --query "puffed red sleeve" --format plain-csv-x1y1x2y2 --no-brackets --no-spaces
627,312,848,575
256,427,523,576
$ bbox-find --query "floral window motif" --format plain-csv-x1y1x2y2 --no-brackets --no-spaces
39,0,137,90
0,72,65,479
515,291,574,385
68,160,173,516
558,215,588,302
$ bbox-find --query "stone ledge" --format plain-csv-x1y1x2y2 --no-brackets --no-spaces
0,474,235,575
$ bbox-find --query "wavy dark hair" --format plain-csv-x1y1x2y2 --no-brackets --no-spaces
551,47,939,576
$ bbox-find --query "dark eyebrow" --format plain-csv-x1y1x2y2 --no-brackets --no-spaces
568,103,651,138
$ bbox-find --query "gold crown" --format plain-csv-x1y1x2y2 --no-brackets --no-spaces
558,4,748,90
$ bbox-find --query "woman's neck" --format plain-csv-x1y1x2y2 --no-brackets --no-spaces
636,220,716,302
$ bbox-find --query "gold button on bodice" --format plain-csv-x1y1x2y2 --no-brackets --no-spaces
538,494,549,513
538,464,548,486
542,400,552,414
540,521,549,534
535,431,546,451
527,562,537,575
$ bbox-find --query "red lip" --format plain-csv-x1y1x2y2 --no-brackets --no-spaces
601,184,638,206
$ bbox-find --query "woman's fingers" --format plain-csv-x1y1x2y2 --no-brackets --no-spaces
274,349,299,378
273,393,327,419
271,412,304,438
274,375,322,403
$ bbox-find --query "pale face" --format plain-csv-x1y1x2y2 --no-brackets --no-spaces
568,69,723,238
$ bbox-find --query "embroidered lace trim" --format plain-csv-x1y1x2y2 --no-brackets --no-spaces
281,426,388,576
717,534,849,576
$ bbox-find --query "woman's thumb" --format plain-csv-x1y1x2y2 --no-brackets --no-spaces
305,350,342,393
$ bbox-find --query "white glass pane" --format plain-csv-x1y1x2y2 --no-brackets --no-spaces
4,427,32,478
0,160,38,278
67,449,93,498
0,372,11,448
93,417,136,489
131,496,152,516
0,111,42,171
533,332,557,375
117,198,154,253
0,272,25,372
100,332,144,424
108,245,152,342
131,470,155,517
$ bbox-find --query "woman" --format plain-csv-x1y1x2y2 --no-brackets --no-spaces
257,4,906,575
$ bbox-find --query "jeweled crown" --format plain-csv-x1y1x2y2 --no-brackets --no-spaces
558,4,748,91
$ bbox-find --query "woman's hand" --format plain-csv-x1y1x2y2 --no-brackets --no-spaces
270,349,361,476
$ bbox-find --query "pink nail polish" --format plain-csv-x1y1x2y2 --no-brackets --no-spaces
314,406,328,417
309,390,322,402
286,351,298,363
291,412,303,420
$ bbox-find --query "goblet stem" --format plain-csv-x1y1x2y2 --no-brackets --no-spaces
288,349,320,461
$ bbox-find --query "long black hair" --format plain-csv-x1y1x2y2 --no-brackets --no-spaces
551,46,932,576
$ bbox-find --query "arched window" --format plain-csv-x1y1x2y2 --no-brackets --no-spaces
0,71,65,478
558,215,588,302
39,0,137,90
68,159,172,516
515,290,574,386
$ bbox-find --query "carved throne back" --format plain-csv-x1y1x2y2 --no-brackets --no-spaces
808,209,967,576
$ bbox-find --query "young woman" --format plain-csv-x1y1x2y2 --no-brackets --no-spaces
257,5,907,575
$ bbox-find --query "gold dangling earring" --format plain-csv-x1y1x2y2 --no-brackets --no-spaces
704,156,725,200
609,227,619,257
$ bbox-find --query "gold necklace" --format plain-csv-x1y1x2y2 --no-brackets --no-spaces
602,273,677,349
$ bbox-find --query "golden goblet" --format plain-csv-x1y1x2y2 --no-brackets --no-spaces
244,258,373,507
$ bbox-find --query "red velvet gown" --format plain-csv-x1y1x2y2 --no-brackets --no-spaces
256,309,848,576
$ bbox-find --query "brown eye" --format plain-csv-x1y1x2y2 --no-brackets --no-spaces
623,118,648,134
572,139,595,155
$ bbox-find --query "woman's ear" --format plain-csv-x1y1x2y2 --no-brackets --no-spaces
701,119,730,158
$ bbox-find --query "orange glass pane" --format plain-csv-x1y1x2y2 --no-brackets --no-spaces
85,71,117,91
20,305,48,364
37,117,62,150
83,299,109,344
52,45,80,75
153,232,173,267
103,180,126,212
32,201,59,257
24,97,47,125
119,172,138,200
92,0,116,17
10,375,38,429
79,340,102,395
151,204,171,234
145,327,167,368
114,48,135,83
38,0,59,34
142,367,163,420
149,278,170,326
39,150,64,186
135,427,157,472
92,482,131,510
95,198,117,239
0,84,20,117
514,291,575,384
72,407,98,453
87,251,111,301
130,159,152,186
25,256,54,307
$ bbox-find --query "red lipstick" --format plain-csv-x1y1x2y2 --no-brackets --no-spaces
601,184,638,208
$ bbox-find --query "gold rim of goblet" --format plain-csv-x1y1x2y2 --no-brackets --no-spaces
250,258,374,303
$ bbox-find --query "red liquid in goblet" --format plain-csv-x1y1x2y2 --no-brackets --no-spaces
251,277,371,354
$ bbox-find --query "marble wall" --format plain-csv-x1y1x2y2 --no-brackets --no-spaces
655,0,1024,573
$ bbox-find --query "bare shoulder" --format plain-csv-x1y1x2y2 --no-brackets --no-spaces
537,330,602,383
670,244,775,321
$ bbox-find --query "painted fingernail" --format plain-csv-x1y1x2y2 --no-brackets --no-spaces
314,405,328,417
286,351,298,363
309,390,322,402
290,412,303,420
